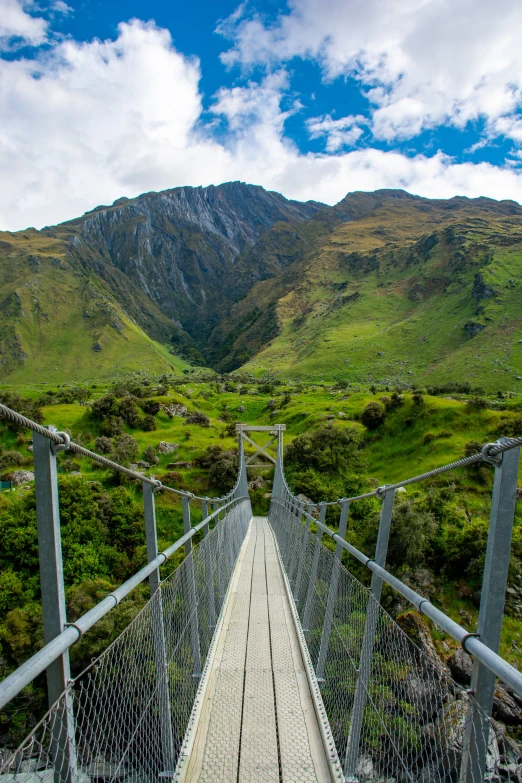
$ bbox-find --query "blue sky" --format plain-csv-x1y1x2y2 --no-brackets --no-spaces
1,0,522,229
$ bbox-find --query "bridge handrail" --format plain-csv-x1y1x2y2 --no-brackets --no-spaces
0,402,240,502
279,433,522,505
271,497,522,695
0,494,249,710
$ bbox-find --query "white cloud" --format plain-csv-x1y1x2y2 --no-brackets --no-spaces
2,13,522,231
220,0,522,144
0,0,48,48
307,114,366,152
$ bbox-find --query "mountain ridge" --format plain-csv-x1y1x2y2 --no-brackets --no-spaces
2,183,522,390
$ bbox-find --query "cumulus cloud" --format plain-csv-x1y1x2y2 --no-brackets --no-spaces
220,0,522,144
2,9,522,231
307,114,366,152
0,0,48,48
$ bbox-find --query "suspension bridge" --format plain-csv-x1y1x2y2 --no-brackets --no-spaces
1,405,522,782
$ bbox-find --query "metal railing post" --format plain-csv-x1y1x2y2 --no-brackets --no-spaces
33,429,78,783
182,495,201,677
344,488,395,780
294,503,313,603
317,501,350,683
302,503,327,634
460,441,521,782
142,482,175,771
201,499,217,630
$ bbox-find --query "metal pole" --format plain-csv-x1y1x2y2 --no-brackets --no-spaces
302,503,327,634
142,482,175,771
317,501,350,682
33,429,77,783
460,442,521,782
201,499,217,630
182,495,201,677
344,488,396,779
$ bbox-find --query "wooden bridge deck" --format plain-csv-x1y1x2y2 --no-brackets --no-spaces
180,517,332,782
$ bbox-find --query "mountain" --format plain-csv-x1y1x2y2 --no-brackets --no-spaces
2,183,522,390
0,182,323,383
210,190,522,390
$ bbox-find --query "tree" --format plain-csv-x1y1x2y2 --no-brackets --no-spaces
361,401,386,430
285,424,363,475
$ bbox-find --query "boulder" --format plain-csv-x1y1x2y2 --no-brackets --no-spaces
161,404,187,418
5,470,34,486
447,648,473,685
493,684,522,725
248,476,265,490
168,461,192,469
158,441,179,454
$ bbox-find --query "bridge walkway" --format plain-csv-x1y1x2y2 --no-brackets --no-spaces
181,517,331,782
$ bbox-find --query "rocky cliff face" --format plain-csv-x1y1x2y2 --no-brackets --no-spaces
65,182,323,351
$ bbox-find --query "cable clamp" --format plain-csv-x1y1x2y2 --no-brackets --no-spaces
64,622,84,640
376,485,387,498
51,431,71,455
461,632,480,653
153,480,163,493
417,598,431,615
481,443,502,466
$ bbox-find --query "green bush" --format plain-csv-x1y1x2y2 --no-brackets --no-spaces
361,402,386,430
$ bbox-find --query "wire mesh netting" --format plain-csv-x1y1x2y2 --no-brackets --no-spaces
269,499,522,783
0,498,251,783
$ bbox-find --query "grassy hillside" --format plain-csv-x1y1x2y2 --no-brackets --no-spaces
209,192,522,391
0,229,191,383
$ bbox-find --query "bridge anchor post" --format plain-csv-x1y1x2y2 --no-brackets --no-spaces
33,429,78,783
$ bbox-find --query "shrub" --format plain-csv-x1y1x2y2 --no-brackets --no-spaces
91,394,117,420
239,387,249,395
110,435,138,466
61,459,80,473
285,424,363,475
496,414,522,439
466,396,489,410
360,499,437,572
389,391,404,409
141,414,157,432
118,397,141,428
195,445,238,491
423,432,435,445
143,446,159,465
361,402,387,430
412,392,424,407
185,410,210,427
94,436,112,454
142,399,160,415
100,416,125,437
0,451,27,470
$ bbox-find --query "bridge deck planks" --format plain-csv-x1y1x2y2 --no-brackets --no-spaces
181,517,330,782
